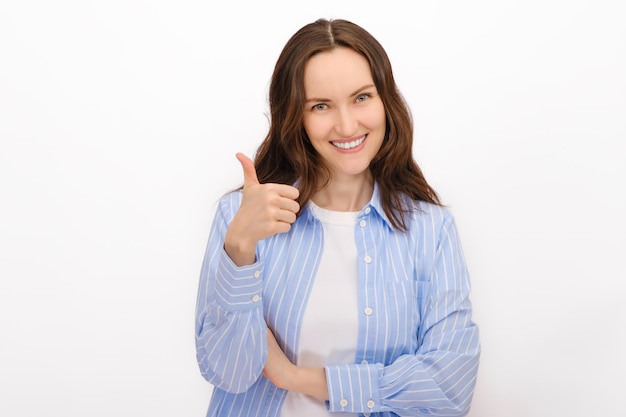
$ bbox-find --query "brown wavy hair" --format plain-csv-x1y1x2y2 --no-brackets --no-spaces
252,18,441,231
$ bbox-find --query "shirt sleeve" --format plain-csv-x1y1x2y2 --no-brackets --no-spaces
324,211,480,416
194,194,268,393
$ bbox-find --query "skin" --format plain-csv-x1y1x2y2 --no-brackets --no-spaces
225,46,387,401
224,153,300,267
304,47,386,212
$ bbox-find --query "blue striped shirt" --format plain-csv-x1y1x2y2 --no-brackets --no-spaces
195,183,480,417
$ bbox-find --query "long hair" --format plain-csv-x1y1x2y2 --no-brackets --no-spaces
253,18,441,231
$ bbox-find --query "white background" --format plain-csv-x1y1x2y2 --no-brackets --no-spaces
1,1,624,416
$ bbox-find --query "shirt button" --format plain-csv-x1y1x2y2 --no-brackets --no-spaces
364,307,373,315
339,399,348,407
364,414,371,417
367,400,375,408
251,294,261,302
364,255,372,263
253,270,261,278
361,359,368,364
364,207,371,214
359,220,367,227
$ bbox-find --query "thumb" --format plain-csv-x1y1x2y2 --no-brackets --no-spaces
236,152,260,187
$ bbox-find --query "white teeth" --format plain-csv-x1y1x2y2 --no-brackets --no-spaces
331,135,365,150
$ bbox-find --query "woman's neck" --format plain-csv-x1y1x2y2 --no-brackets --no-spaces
312,172,374,212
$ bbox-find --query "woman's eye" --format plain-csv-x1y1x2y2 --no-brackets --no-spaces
312,103,328,111
356,93,371,103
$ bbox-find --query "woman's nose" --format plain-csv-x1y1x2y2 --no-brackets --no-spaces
334,107,358,138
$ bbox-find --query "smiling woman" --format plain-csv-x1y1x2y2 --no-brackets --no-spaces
194,18,480,417
303,47,386,205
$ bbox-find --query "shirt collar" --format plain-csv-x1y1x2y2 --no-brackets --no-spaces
367,182,394,229
300,182,394,230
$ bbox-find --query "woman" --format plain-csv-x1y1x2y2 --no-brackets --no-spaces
195,18,480,417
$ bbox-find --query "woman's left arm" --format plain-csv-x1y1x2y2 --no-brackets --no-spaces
264,211,480,417
324,212,480,416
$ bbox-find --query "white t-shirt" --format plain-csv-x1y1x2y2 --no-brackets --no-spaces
281,202,360,417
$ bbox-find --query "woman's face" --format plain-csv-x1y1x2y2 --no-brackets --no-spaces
302,47,386,183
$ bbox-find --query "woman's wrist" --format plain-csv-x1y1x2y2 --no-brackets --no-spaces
290,367,329,401
224,227,256,266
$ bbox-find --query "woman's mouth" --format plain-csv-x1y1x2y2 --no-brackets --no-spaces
330,135,366,150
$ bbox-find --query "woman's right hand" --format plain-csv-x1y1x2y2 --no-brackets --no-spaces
224,153,300,266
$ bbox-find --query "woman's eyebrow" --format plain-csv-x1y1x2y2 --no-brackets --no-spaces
305,84,376,104
304,96,330,104
349,84,376,97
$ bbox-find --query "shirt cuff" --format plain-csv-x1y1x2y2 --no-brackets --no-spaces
325,363,383,414
214,248,265,311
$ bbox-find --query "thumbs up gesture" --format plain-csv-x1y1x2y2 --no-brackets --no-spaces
224,153,300,266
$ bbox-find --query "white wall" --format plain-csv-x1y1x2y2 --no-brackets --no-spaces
1,1,624,416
